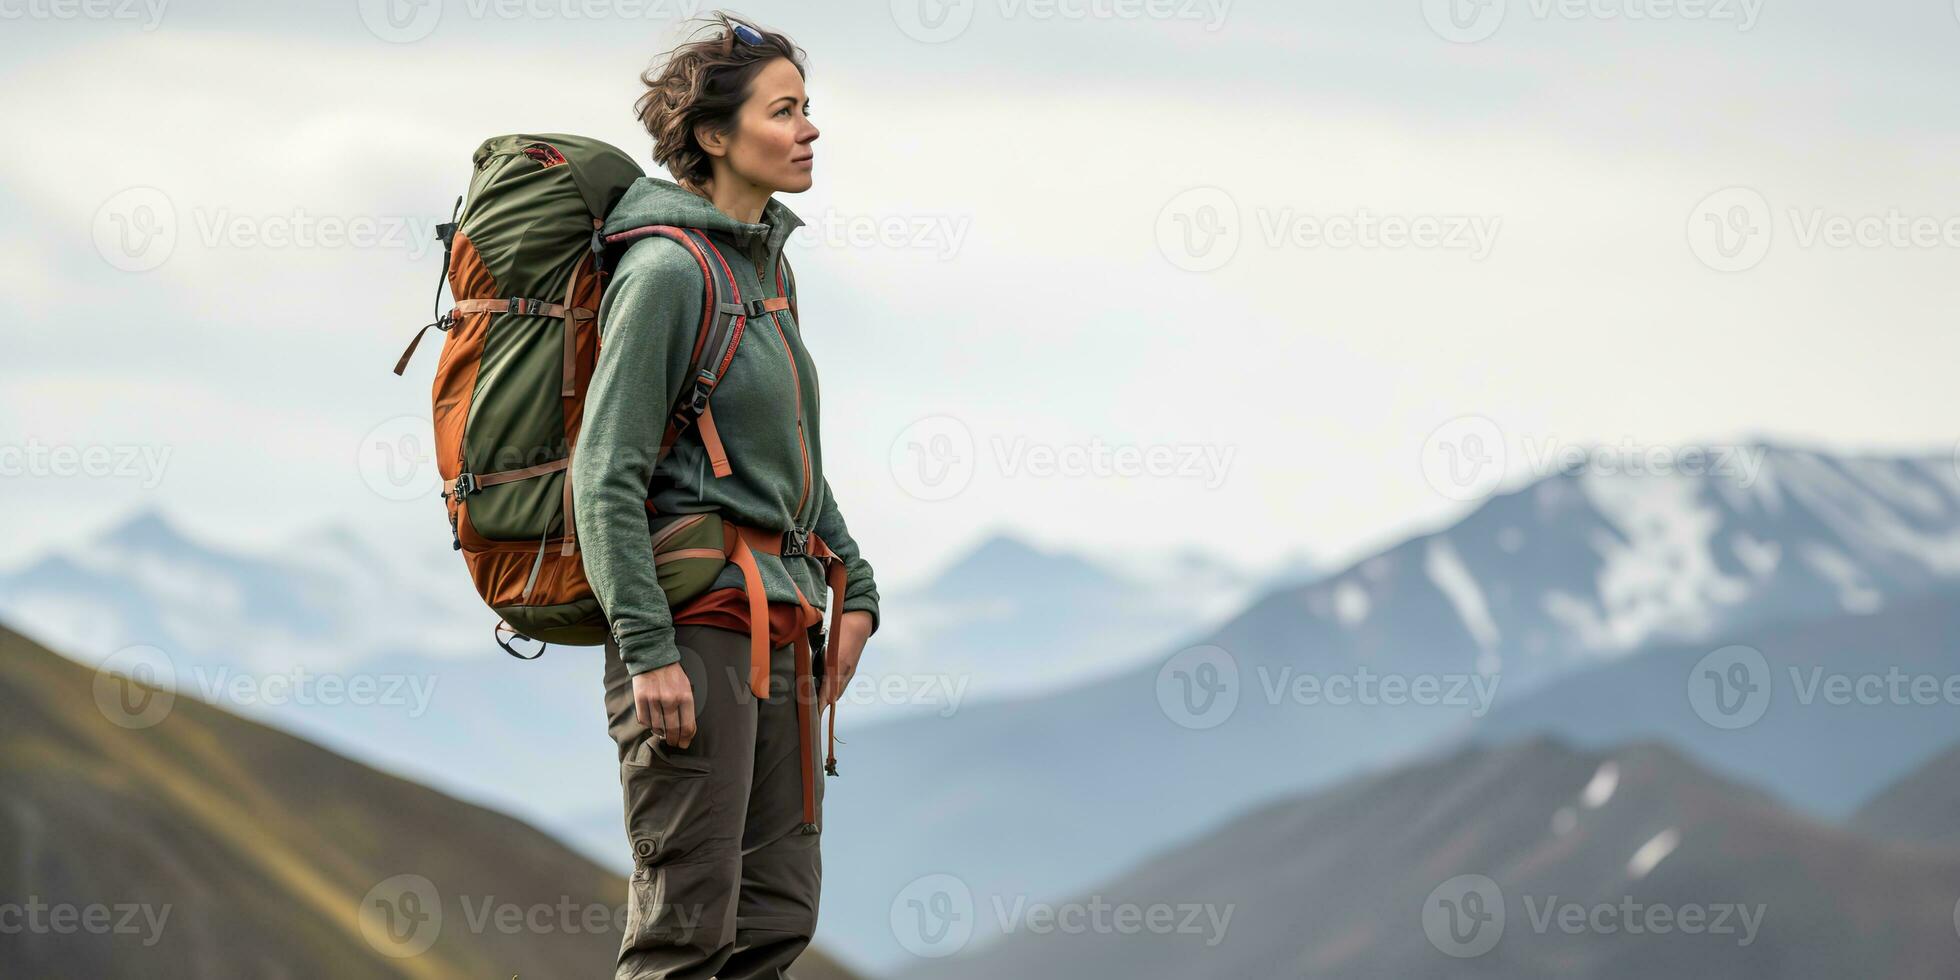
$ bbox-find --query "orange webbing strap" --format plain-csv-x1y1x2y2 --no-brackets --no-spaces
393,319,441,376
443,457,568,497
561,264,580,397
557,447,577,557
714,519,849,832
723,521,774,700
783,543,835,834
803,532,851,777
695,405,734,478
821,559,847,775
449,297,593,320
791,624,819,834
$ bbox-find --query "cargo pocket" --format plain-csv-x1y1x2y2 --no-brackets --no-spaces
621,731,721,865
623,833,737,951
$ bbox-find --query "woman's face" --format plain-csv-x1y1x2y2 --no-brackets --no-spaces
706,56,819,194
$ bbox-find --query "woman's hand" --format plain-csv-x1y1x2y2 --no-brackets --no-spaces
820,610,873,709
633,661,697,748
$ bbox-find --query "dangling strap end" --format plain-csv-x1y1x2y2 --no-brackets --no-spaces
393,320,438,376
697,405,734,479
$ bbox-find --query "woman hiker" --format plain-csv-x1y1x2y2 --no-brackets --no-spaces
570,14,882,979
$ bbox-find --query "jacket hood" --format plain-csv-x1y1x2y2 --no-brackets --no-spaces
603,175,805,270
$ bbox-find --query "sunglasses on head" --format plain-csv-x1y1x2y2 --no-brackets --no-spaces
732,23,762,45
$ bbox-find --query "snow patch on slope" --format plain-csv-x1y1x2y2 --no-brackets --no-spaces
1425,537,1498,654
1577,470,1752,650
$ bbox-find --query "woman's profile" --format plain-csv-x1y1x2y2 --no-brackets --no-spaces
570,13,882,978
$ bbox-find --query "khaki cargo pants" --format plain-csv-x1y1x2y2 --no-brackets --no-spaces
603,624,826,979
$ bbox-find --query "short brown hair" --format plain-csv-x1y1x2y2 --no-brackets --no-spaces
635,12,807,191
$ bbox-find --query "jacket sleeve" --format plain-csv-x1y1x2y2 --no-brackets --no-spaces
813,475,881,636
571,242,701,676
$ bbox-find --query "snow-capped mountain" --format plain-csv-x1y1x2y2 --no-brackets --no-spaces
0,508,486,674
1220,442,1960,690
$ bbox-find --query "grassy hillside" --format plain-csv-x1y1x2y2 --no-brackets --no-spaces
0,623,857,979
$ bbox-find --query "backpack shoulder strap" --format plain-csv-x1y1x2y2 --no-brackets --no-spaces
599,224,750,478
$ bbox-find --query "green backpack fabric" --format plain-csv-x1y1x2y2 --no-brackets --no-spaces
392,133,759,657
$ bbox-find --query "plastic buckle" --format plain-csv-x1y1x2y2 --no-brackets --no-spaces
451,472,478,499
686,375,714,414
745,298,772,318
782,527,809,557
506,297,541,316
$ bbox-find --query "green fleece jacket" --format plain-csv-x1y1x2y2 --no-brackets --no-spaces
572,176,880,676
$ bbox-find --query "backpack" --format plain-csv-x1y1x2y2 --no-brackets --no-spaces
392,133,801,659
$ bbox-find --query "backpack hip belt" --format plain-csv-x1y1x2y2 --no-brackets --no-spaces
719,518,850,835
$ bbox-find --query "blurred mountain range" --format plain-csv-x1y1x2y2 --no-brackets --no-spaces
902,736,1960,979
1473,582,1960,817
821,442,1960,971
1851,742,1960,846
6,441,1959,976
0,507,1291,869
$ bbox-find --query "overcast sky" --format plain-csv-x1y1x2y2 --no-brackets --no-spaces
3,0,1957,582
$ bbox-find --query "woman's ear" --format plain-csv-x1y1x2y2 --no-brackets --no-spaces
693,120,729,160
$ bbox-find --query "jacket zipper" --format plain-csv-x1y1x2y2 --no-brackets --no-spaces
747,247,812,528
772,311,812,526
